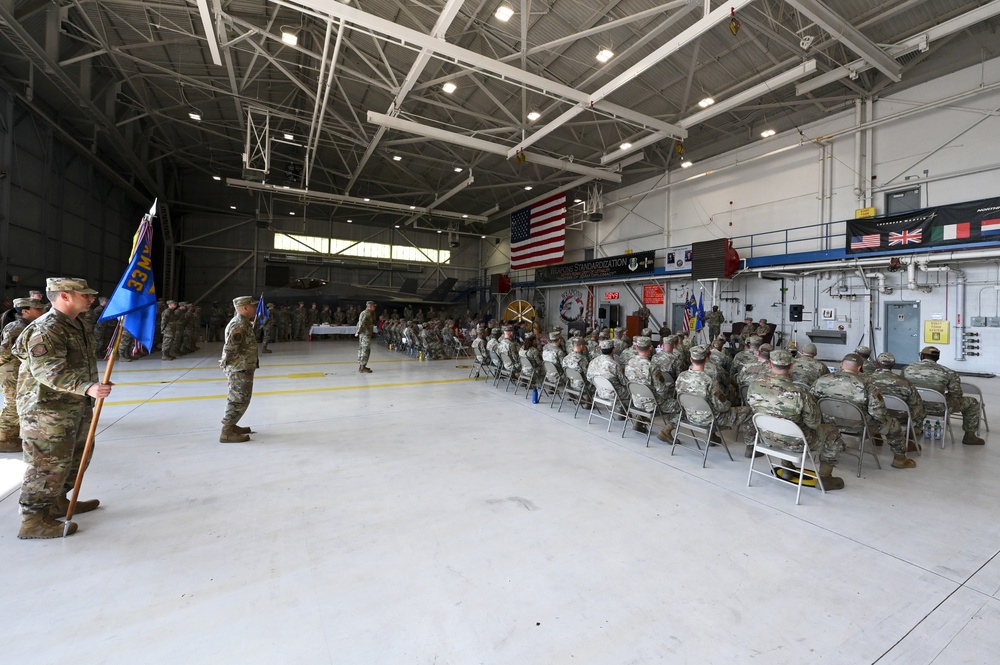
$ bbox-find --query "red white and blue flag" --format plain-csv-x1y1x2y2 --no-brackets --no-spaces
510,195,566,270
851,234,880,250
888,229,922,246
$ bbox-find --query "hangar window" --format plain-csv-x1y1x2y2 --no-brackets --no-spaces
274,233,450,264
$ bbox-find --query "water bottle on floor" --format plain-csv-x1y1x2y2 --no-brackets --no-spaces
934,420,942,440
923,420,932,440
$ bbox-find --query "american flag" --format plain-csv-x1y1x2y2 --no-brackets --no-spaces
851,234,880,249
510,194,566,270
888,229,922,246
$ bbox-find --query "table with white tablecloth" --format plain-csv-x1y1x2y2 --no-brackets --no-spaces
309,325,358,339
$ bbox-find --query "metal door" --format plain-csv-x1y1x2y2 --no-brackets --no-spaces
885,301,921,364
672,303,689,334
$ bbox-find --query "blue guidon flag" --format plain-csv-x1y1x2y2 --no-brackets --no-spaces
98,200,158,351
510,194,566,270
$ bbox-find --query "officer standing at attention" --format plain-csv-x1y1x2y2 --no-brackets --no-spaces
706,306,726,342
355,300,376,373
13,278,112,539
0,297,48,452
160,300,178,360
219,296,258,443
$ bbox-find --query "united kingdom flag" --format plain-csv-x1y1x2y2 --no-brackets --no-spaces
888,229,923,246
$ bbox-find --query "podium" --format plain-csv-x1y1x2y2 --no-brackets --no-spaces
626,315,641,338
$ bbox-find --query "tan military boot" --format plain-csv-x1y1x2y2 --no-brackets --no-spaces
361,366,373,373
18,514,78,539
219,424,250,443
0,435,22,453
891,454,916,469
657,422,675,442
818,463,845,491
51,494,100,518
963,431,986,445
231,424,252,434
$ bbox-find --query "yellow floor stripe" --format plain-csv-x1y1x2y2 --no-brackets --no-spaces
103,358,417,374
104,377,474,406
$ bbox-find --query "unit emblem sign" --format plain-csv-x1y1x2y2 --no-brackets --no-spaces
535,250,656,283
559,289,585,322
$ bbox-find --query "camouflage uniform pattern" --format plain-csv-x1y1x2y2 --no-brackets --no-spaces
746,373,845,463
518,346,543,380
562,351,591,397
624,355,677,415
587,354,630,406
160,306,178,358
497,336,521,371
541,340,566,381
12,309,99,515
220,311,258,425
869,369,925,426
705,309,725,341
292,305,306,341
0,318,28,440
675,367,752,442
811,370,906,455
208,305,225,342
788,355,829,386
902,359,979,432
356,308,375,366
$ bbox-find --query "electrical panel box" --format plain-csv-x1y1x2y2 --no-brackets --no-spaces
989,317,1000,327
970,316,987,327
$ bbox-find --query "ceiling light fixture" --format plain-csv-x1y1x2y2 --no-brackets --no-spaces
212,175,221,181
409,205,416,209
437,230,443,234
188,111,202,121
454,167,463,172
681,160,693,168
280,27,298,46
392,155,402,161
394,224,401,229
524,186,533,190
442,82,457,94
760,129,776,138
363,198,370,202
620,142,632,150
527,109,541,121
698,97,715,108
481,235,487,239
284,133,294,140
347,219,353,223
462,214,468,218
574,198,583,203
596,48,614,63
230,205,236,210
289,211,296,215
495,4,514,21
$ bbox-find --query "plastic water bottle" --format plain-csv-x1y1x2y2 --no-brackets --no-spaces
934,421,942,440
923,420,932,439
532,387,539,404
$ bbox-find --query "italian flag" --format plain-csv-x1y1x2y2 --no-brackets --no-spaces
931,222,970,241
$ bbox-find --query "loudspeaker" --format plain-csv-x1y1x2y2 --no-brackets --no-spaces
691,238,740,279
789,304,804,321
598,306,607,319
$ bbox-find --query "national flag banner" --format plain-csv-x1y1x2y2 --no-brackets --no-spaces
98,200,158,351
255,294,269,323
930,222,970,242
888,229,922,246
981,218,1000,235
851,234,880,250
681,293,691,332
696,293,705,331
510,194,566,270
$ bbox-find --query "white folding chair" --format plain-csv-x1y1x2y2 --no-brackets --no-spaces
818,398,881,477
513,356,541,398
915,387,952,448
587,375,620,432
622,383,669,447
882,394,920,456
961,381,989,433
748,414,826,505
671,392,733,465
540,361,565,407
558,367,589,418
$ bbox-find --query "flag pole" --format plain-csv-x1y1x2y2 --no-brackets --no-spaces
63,318,123,534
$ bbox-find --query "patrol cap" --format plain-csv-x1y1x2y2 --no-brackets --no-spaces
801,343,818,356
549,329,562,339
920,345,941,358
14,297,44,308
523,332,535,341
689,345,708,362
573,336,587,347
640,328,652,336
599,339,614,351
842,353,864,365
46,277,97,295
502,325,514,332
770,349,793,367
747,335,764,348
233,296,256,307
855,345,872,358
758,344,772,359
366,300,376,307
491,327,500,334
598,332,609,340
634,336,652,350
876,352,896,367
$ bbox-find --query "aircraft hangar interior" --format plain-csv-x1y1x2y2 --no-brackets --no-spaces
2,1,1000,662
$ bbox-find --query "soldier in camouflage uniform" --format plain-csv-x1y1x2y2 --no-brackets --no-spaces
746,348,846,490
496,326,521,372
812,353,916,469
586,331,601,359
902,345,984,445
541,329,566,382
261,303,275,354
587,339,630,413
624,336,677,436
562,335,593,404
731,335,763,379
320,305,332,325
208,302,225,343
855,345,876,375
789,343,829,386
355,300,377,372
651,335,682,381
292,302,307,341
706,306,725,342
219,296,259,442
708,338,732,372
471,327,488,367
736,344,772,393
91,296,111,356
333,306,346,325
518,334,543,382
13,278,112,538
485,327,502,367
160,300,179,360
676,345,754,454
0,297,47,451
869,351,924,441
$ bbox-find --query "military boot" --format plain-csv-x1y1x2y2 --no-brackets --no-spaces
231,424,252,434
633,421,649,434
963,431,986,446
744,445,763,459
18,514,77,539
0,435,22,453
818,463,845,490
657,422,675,442
891,454,917,469
51,494,100,518
219,424,250,443
361,366,373,373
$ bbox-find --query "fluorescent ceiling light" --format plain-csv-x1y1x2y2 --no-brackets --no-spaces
462,214,468,218
524,186,533,190
347,219,352,223
442,82,457,94
364,198,370,202
409,205,416,209
698,97,715,108
392,155,402,161
527,110,541,121
596,49,614,63
481,235,487,239
620,142,632,150
281,29,298,46
212,175,221,181
681,160,693,168
284,133,294,140
760,129,776,138
495,4,514,21
574,198,583,203
289,211,296,215
188,111,202,121
230,205,236,210
454,167,463,172
394,225,401,228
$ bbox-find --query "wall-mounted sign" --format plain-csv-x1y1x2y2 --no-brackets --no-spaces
535,250,656,283
643,284,664,305
558,289,585,322
923,320,950,344
604,292,620,301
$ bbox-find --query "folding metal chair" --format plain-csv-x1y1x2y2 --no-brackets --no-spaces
513,356,542,398
882,394,920,456
748,413,826,505
540,361,565,407
915,387,952,448
818,398,882,477
961,381,989,433
621,383,667,446
587,376,620,432
558,367,589,418
671,393,733,465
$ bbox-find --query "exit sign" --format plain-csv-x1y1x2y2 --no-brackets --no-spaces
604,292,620,300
